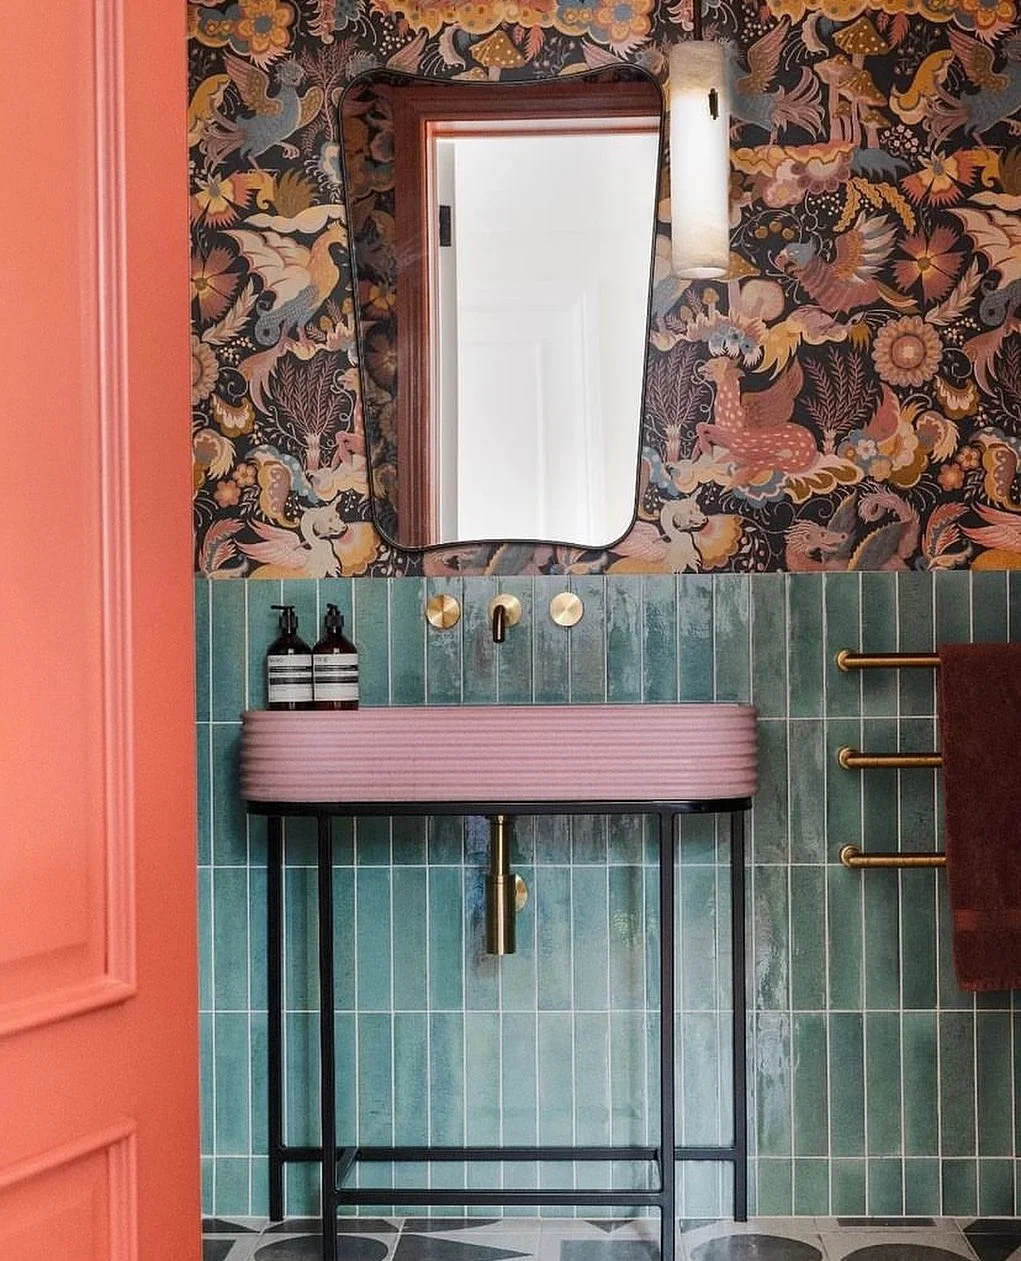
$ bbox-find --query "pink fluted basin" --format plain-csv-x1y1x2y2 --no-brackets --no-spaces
240,705,758,803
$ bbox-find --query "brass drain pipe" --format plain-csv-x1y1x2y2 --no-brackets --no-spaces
486,814,527,955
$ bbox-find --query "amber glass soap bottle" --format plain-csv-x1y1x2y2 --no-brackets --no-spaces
312,603,359,710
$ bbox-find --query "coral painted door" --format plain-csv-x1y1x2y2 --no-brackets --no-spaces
0,2,199,1259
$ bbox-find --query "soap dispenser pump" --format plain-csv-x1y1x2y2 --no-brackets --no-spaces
267,604,313,710
313,603,359,710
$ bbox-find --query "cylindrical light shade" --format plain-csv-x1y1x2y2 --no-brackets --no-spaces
669,40,730,279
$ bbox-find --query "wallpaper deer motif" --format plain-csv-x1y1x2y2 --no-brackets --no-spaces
189,0,1021,576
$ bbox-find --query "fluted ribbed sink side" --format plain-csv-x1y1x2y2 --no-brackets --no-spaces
240,705,758,803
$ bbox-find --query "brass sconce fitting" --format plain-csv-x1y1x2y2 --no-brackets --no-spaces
489,594,522,644
485,814,527,955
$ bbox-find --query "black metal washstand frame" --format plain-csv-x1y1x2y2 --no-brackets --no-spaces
250,798,751,1261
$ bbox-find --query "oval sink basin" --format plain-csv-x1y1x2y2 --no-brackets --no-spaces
241,704,757,804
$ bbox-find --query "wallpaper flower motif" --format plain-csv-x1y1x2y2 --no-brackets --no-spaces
189,0,1021,577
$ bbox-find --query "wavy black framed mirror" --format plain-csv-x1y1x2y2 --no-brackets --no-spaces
340,67,664,553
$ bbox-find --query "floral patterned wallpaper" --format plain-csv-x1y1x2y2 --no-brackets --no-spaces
189,0,1021,577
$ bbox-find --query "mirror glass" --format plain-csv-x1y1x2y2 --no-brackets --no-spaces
341,69,662,551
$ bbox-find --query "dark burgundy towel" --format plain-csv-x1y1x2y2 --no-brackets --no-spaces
938,642,1021,991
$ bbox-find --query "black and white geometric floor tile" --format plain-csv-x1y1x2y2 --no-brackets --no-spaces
202,1217,1014,1261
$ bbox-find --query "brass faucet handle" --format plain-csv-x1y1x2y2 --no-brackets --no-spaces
488,594,522,643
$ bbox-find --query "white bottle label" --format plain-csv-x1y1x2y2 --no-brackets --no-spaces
267,652,313,704
313,652,359,703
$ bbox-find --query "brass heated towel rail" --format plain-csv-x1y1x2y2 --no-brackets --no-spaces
835,649,946,869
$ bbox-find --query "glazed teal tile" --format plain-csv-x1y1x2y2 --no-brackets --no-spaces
358,1012,393,1144
978,1012,1012,1155
863,870,900,1009
464,868,499,1012
200,1011,215,1150
502,1011,538,1143
356,867,391,1011
680,1012,722,1144
609,866,645,1010
335,1012,357,1141
825,574,862,718
940,1011,977,1156
497,578,534,704
284,1014,316,1142
789,720,826,863
427,865,463,1010
973,570,1008,641
829,1012,865,1156
462,576,499,703
898,736,937,856
791,866,825,1011
212,723,247,864
424,578,463,702
214,1159,250,1215
250,1159,268,1215
284,867,318,1011
979,1159,1015,1214
641,575,677,702
427,814,463,864
792,1013,828,1157
681,864,719,1010
902,1011,938,1155
249,811,268,867
678,575,714,701
280,580,318,677
865,1012,901,1154
537,865,572,1010
569,577,606,703
533,576,570,702
900,871,936,1009
393,1011,428,1145
572,814,606,863
827,865,863,1010
197,724,212,864
644,878,660,1009
606,576,642,703
214,1012,251,1152
283,1164,317,1216
897,573,935,716
753,865,789,1011
861,572,897,716
941,1159,978,1215
608,813,643,864
904,1158,940,1214
752,721,789,863
610,1010,645,1144
794,1159,829,1214
1011,570,1021,639
787,575,824,717
391,815,426,865
756,1158,793,1214
575,1012,611,1143
756,1012,792,1156
826,716,861,864
245,864,267,1014
935,569,971,644
213,867,249,1011
679,810,716,864
199,866,213,1011
501,866,536,1012
356,816,390,866
195,578,211,721
536,813,570,864
861,719,898,852
713,575,750,702
250,1011,267,1153
463,1013,499,1146
751,575,786,718
867,1158,904,1214
572,866,609,1010
330,866,354,1010
282,814,316,867
392,867,427,1011
936,880,972,1009
245,580,280,712
388,577,426,704
201,1157,214,1213
353,578,391,705
211,579,247,721
831,1158,866,1213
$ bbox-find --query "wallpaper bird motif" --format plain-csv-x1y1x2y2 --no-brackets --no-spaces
189,0,1021,576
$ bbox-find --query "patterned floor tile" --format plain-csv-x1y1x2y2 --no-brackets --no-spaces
819,1229,978,1261
679,1217,826,1261
961,1221,1021,1261
394,1230,539,1261
254,1235,394,1261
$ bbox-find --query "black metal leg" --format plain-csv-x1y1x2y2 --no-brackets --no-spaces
659,812,676,1261
729,811,747,1222
318,814,338,1261
268,816,285,1223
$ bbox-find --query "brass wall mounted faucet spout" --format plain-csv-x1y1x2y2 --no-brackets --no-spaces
488,594,522,644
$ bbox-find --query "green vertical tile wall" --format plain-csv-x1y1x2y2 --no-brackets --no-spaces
197,571,1021,1218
